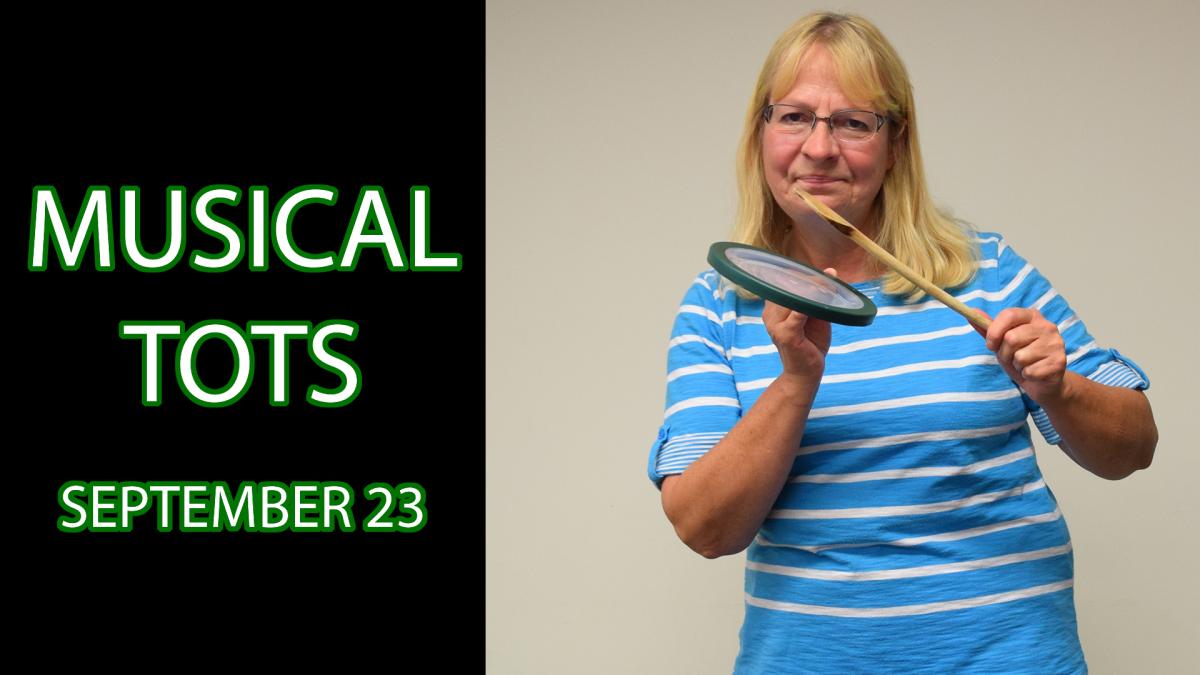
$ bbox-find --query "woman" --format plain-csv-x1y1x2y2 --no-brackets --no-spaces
648,12,1157,674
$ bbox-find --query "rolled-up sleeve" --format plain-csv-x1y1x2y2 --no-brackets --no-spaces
648,271,742,490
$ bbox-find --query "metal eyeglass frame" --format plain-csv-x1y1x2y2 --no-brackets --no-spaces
761,103,888,143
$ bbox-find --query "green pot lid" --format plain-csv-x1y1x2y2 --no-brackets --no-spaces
707,242,877,326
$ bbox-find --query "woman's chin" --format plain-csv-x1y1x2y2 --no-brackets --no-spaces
796,196,844,218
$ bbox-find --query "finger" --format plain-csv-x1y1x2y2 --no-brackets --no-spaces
773,310,809,347
762,300,787,326
764,302,808,345
766,300,811,326
1017,352,1066,381
783,308,809,325
985,308,1035,351
824,267,838,278
996,323,1041,368
805,315,833,353
1011,330,1065,375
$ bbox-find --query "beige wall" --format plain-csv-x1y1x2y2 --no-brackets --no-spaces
487,1,1199,672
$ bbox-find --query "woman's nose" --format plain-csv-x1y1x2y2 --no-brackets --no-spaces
801,121,839,160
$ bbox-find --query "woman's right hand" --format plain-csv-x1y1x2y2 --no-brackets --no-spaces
761,267,836,385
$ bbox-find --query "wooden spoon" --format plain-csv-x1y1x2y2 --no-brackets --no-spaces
791,186,991,331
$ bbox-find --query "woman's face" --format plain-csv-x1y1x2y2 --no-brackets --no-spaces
762,44,894,231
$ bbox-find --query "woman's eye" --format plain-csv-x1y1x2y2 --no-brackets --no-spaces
839,117,870,132
780,111,813,126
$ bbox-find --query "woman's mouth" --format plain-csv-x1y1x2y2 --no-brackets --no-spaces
795,176,843,193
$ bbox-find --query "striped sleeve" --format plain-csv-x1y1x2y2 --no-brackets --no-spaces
647,271,742,490
986,234,1150,445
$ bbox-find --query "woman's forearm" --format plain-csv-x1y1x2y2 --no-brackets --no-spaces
983,308,1158,480
1037,371,1157,480
660,374,818,559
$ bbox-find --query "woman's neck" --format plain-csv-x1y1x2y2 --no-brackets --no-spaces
784,211,882,284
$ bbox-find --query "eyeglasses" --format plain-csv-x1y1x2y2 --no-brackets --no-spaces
762,104,888,143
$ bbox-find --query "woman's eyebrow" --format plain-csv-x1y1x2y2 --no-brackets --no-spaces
775,101,874,113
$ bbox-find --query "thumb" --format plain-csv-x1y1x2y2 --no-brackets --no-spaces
824,267,838,278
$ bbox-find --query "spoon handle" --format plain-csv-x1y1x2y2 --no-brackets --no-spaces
792,186,992,331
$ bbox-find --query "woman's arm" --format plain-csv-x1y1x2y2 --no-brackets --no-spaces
661,373,817,559
661,298,831,559
985,308,1157,480
1042,373,1156,479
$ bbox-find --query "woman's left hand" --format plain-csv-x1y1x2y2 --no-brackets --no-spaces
982,308,1068,405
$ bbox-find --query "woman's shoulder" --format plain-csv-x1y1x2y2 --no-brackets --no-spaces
966,228,1042,287
676,268,760,315
970,229,1011,260
692,268,723,292
679,268,725,303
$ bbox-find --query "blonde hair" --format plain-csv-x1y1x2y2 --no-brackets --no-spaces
731,12,977,301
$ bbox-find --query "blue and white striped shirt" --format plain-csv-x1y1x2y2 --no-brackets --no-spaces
648,232,1149,674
